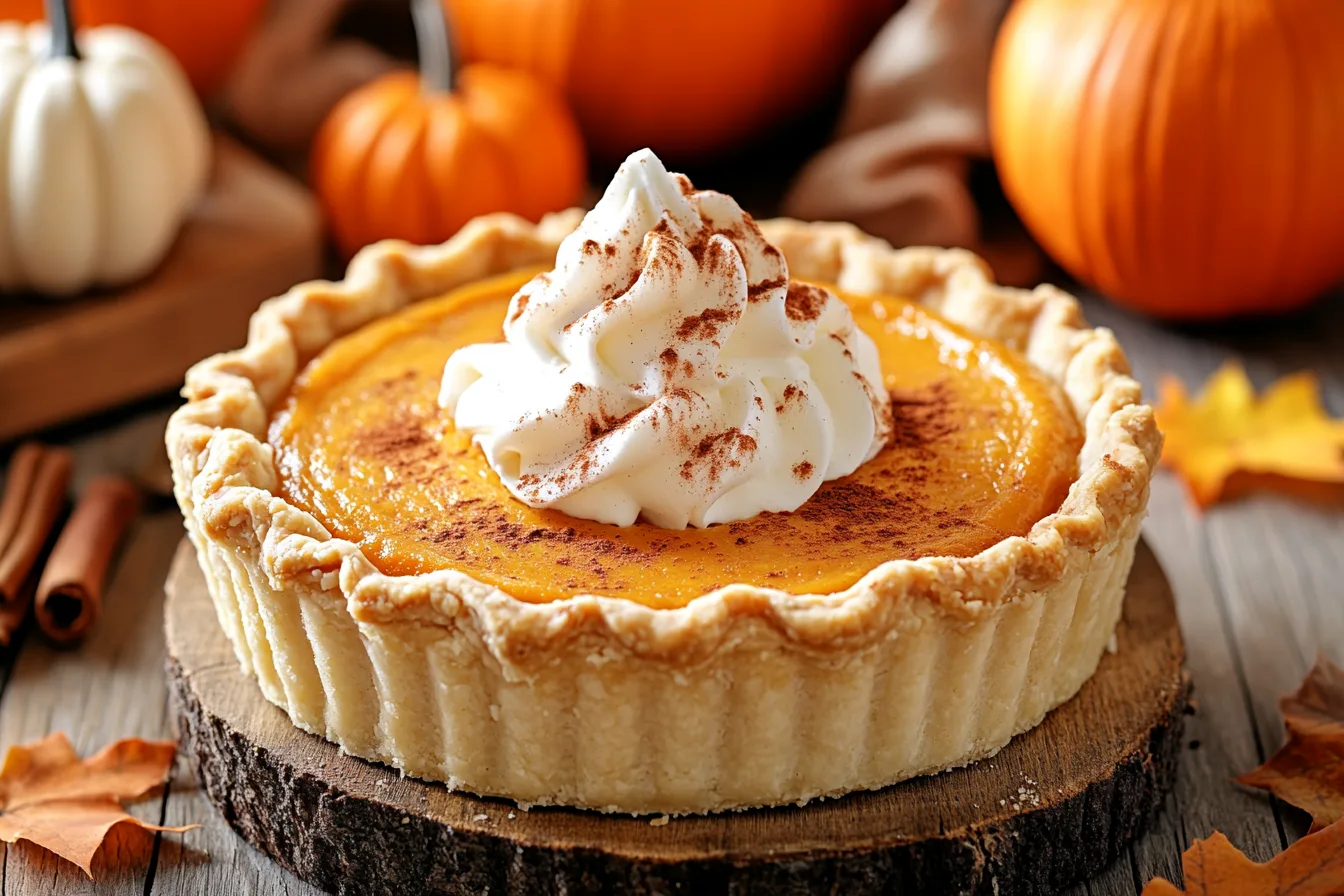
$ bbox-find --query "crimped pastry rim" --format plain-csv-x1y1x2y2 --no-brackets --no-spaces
167,211,1160,673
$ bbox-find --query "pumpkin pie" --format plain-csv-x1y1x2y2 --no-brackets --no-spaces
167,153,1160,815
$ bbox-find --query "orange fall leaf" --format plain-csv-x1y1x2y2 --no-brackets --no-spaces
0,732,197,877
1155,363,1344,508
1238,656,1344,833
1143,819,1344,896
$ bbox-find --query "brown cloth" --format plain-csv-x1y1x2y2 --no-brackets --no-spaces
784,0,1042,287
223,0,398,156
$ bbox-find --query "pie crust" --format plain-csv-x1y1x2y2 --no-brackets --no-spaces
167,211,1161,814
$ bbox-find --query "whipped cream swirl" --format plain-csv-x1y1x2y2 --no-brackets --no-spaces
440,149,892,529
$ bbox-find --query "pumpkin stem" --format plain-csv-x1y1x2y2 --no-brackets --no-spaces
411,0,455,93
45,0,79,61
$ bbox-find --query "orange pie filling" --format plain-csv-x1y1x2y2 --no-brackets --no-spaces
270,268,1083,610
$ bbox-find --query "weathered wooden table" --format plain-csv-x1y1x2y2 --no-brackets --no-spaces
1,285,1341,895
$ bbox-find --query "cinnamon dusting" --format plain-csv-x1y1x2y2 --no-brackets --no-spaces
748,277,786,302
676,306,737,341
890,381,959,451
776,383,805,413
293,366,1039,603
680,429,758,483
785,282,828,322
507,273,549,325
585,407,640,441
581,238,616,258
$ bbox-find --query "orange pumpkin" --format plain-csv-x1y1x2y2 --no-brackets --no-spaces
445,0,894,161
0,0,266,95
989,0,1344,319
311,0,586,258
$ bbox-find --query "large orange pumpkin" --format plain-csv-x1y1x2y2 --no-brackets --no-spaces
311,0,585,258
0,0,266,96
445,0,894,161
989,0,1344,319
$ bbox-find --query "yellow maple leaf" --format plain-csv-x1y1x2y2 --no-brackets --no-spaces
1156,363,1344,508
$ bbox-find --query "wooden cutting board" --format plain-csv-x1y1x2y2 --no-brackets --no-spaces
166,538,1189,896
0,136,321,441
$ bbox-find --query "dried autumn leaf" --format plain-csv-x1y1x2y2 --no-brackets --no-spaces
0,732,196,877
1238,655,1344,832
1155,363,1344,507
1142,819,1344,895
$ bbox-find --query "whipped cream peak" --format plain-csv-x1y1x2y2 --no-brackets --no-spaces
441,149,892,529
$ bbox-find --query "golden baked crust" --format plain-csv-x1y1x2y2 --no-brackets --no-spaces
167,211,1160,814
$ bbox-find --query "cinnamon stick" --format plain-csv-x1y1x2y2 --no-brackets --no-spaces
0,567,35,647
0,443,45,554
0,445,72,605
35,476,140,646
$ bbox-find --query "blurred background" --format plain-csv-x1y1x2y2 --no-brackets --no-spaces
0,0,1341,445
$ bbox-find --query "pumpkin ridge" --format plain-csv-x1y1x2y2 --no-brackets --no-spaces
1265,3,1310,303
1140,0,1187,305
1067,1,1122,297
1090,2,1147,294
1114,3,1163,296
372,103,434,244
334,83,415,254
311,37,584,257
991,0,1344,318
1199,0,1227,298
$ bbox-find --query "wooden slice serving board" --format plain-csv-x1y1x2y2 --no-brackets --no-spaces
0,136,321,441
166,538,1188,896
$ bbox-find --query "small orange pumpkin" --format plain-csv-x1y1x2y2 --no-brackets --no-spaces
0,0,266,95
445,0,893,161
311,0,585,258
989,0,1344,319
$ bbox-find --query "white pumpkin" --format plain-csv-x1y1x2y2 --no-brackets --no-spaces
0,22,209,296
